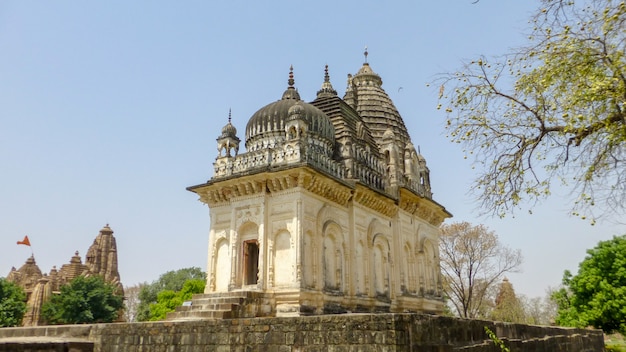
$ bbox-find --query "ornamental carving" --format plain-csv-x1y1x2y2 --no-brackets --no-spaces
236,207,261,228
354,186,397,218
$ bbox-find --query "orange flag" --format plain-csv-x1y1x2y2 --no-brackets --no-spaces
17,235,31,246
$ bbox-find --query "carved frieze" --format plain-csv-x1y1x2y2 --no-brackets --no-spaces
353,185,397,218
398,188,451,227
297,170,352,207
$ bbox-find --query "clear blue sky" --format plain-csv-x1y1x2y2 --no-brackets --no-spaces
1,1,623,300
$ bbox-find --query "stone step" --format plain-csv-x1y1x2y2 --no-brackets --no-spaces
174,303,240,312
190,297,245,306
190,291,270,300
165,291,270,321
166,309,234,321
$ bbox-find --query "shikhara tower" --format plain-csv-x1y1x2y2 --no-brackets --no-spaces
7,224,123,326
180,55,451,319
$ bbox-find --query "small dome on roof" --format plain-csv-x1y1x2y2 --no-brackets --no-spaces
245,66,335,150
287,102,305,121
220,110,238,138
222,122,237,137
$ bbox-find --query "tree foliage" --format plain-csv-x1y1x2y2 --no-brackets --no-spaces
438,0,626,220
552,234,626,334
490,278,526,323
440,222,523,319
136,267,206,322
148,279,205,321
0,278,27,327
41,275,123,325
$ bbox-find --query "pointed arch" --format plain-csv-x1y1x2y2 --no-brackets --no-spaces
355,239,366,295
321,220,344,292
421,238,439,295
403,242,417,293
273,229,293,286
214,238,230,292
372,233,390,297
303,230,315,288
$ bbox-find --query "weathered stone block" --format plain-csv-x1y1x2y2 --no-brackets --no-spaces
0,313,604,352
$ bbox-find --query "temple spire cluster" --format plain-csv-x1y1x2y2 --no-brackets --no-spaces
6,225,123,326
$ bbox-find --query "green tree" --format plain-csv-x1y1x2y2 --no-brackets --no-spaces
440,222,523,319
0,278,27,327
552,234,626,334
490,278,526,323
438,0,626,220
41,275,123,324
136,267,206,321
148,279,205,321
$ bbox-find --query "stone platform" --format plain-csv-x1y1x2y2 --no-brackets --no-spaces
0,313,603,351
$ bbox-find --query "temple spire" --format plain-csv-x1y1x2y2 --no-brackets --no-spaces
288,65,295,88
317,64,337,98
281,65,300,100
324,64,330,83
364,46,368,63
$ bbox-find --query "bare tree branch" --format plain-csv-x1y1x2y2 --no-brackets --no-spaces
439,222,522,318
437,0,626,221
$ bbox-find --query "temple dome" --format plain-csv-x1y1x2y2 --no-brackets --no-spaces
221,120,237,138
245,68,335,151
347,61,411,149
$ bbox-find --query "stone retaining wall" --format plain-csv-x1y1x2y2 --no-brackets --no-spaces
0,341,94,352
0,313,604,351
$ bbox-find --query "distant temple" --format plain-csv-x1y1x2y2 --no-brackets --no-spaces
6,224,123,326
172,54,451,320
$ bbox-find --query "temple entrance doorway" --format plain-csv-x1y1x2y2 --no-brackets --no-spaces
243,240,259,285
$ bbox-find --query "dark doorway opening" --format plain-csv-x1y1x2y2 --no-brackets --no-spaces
243,240,259,285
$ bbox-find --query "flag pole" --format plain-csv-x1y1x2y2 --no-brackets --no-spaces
17,235,34,258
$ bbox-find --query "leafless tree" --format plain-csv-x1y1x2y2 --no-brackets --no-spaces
439,222,523,319
123,283,145,322
438,0,626,221
520,289,558,326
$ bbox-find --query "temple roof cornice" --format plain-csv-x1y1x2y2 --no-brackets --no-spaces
398,188,452,227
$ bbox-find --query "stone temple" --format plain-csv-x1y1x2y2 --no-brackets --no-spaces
6,224,123,326
173,55,451,320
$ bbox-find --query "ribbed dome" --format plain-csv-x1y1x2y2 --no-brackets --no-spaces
221,121,237,138
348,62,411,148
245,68,335,151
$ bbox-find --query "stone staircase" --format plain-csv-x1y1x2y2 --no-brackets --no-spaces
166,291,275,321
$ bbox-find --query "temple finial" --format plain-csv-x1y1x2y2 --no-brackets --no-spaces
288,65,295,88
324,64,330,83
228,108,232,123
317,64,337,97
364,46,368,63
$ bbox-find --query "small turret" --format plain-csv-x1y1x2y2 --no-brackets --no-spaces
217,109,241,158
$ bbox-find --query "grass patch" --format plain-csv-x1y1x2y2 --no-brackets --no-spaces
606,333,626,352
